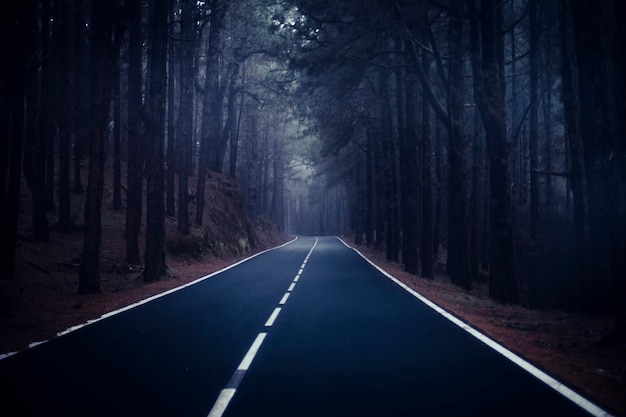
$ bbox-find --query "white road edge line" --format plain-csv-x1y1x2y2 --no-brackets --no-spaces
336,236,613,417
265,307,282,326
279,293,290,305
0,237,299,361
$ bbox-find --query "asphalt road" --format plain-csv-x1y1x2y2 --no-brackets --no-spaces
0,236,609,416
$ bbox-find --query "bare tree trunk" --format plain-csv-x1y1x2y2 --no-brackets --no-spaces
433,122,444,262
43,0,56,213
470,108,485,282
529,2,540,240
126,0,143,264
58,0,74,233
571,0,614,311
196,0,225,224
143,0,168,283
24,4,50,243
610,0,626,340
0,0,34,284
469,0,519,304
79,0,115,294
177,0,195,236
230,89,244,179
559,0,589,307
402,40,420,274
381,72,399,261
73,0,88,196
246,110,258,219
421,46,434,279
366,127,374,246
446,8,471,289
166,1,178,219
572,0,625,337
219,59,239,174
112,64,122,211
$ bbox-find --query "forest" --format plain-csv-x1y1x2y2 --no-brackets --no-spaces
1,0,624,342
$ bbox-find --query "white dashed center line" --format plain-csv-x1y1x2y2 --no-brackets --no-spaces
279,293,290,305
206,237,318,417
265,307,282,327
237,332,267,371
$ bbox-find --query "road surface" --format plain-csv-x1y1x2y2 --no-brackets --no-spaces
0,236,610,416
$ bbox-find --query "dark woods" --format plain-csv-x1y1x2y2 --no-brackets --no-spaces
278,0,625,340
0,0,624,339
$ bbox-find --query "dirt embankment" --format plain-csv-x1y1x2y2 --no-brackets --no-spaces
0,170,287,355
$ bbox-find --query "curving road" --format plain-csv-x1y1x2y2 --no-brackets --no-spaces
0,236,610,416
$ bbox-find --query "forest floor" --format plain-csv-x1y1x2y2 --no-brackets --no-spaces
1,168,624,415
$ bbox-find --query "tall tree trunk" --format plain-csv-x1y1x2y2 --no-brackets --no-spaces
58,0,74,233
73,0,89,195
571,0,614,311
43,0,55,213
112,65,122,210
177,0,195,236
219,60,239,175
529,2,540,240
470,108,485,282
366,127,374,247
230,86,244,179
381,72,399,261
143,0,168,283
79,0,115,294
354,153,365,246
433,122,444,261
24,3,50,243
270,133,282,224
446,8,471,289
0,0,34,283
166,0,178,218
469,0,519,304
126,0,143,263
375,73,388,249
610,0,626,340
402,41,420,274
196,0,226,224
420,41,434,278
559,0,589,308
542,71,554,212
246,110,258,219
572,0,625,336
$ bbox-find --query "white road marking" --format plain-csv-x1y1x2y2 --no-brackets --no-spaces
238,332,267,371
206,237,319,417
265,307,282,327
337,237,613,417
1,238,301,361
207,388,236,417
